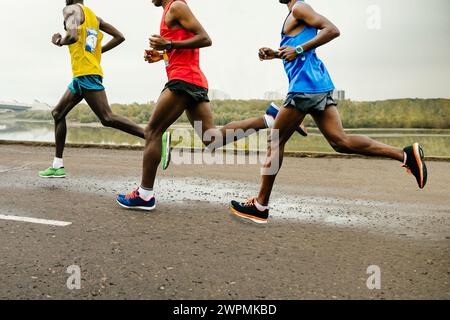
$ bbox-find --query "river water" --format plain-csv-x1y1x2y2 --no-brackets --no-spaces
0,118,449,157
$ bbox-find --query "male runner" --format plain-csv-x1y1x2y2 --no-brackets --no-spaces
116,0,302,210
39,0,146,178
230,0,428,224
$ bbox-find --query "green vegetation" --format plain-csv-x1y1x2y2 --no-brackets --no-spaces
335,99,449,129
16,98,450,129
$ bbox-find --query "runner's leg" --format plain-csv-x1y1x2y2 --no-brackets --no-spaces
52,89,83,158
257,107,306,205
141,89,190,188
83,90,145,139
311,106,404,161
185,102,266,149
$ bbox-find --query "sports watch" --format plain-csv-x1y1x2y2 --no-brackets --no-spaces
295,45,306,61
166,41,174,52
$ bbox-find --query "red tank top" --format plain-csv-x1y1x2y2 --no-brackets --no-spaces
160,0,208,89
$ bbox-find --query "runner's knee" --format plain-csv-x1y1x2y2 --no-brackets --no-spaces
100,113,115,127
145,123,164,141
52,109,62,121
329,135,352,154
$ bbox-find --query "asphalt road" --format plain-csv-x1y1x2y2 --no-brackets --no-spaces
0,145,449,299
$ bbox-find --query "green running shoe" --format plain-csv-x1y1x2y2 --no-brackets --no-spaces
161,131,172,171
38,167,66,178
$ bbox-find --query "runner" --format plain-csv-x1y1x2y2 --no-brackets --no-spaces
39,0,146,178
116,0,303,210
229,0,428,224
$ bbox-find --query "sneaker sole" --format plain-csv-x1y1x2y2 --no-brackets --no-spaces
412,143,424,189
229,207,268,224
162,132,172,171
116,199,156,211
39,175,66,179
296,127,308,137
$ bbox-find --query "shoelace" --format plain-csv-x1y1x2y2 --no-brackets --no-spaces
125,189,139,199
243,198,257,207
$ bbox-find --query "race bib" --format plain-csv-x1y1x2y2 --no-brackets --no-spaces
85,28,98,53
163,50,169,67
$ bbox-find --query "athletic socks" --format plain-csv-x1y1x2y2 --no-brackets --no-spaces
53,157,64,169
254,199,269,212
138,186,155,201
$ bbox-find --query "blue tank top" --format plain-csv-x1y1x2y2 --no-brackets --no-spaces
281,6,335,94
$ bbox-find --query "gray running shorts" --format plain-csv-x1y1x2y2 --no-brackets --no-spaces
284,91,337,114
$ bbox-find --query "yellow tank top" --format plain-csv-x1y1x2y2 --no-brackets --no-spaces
69,4,104,78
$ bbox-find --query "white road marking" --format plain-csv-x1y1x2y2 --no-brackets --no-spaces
0,214,72,227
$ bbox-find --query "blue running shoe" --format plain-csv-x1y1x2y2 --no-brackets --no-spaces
116,189,156,211
264,102,308,137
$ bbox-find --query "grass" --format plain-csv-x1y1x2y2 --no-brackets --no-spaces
15,98,450,129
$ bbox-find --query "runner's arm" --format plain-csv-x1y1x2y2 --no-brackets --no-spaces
52,6,81,47
149,1,212,50
98,17,126,53
144,49,164,64
278,3,340,61
292,2,340,52
259,47,283,60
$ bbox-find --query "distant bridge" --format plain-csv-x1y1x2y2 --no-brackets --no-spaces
0,103,32,112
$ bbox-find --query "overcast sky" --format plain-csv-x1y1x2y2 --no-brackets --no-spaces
1,0,449,105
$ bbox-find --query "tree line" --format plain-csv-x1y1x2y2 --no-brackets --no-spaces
17,98,450,129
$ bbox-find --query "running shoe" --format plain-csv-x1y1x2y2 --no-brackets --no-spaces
116,189,156,211
38,167,66,178
229,198,270,224
264,102,308,136
402,143,428,189
161,131,172,171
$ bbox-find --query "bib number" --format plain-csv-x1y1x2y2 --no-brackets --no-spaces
163,50,169,67
85,28,98,53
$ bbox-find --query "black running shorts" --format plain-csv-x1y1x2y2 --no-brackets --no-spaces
163,80,210,103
